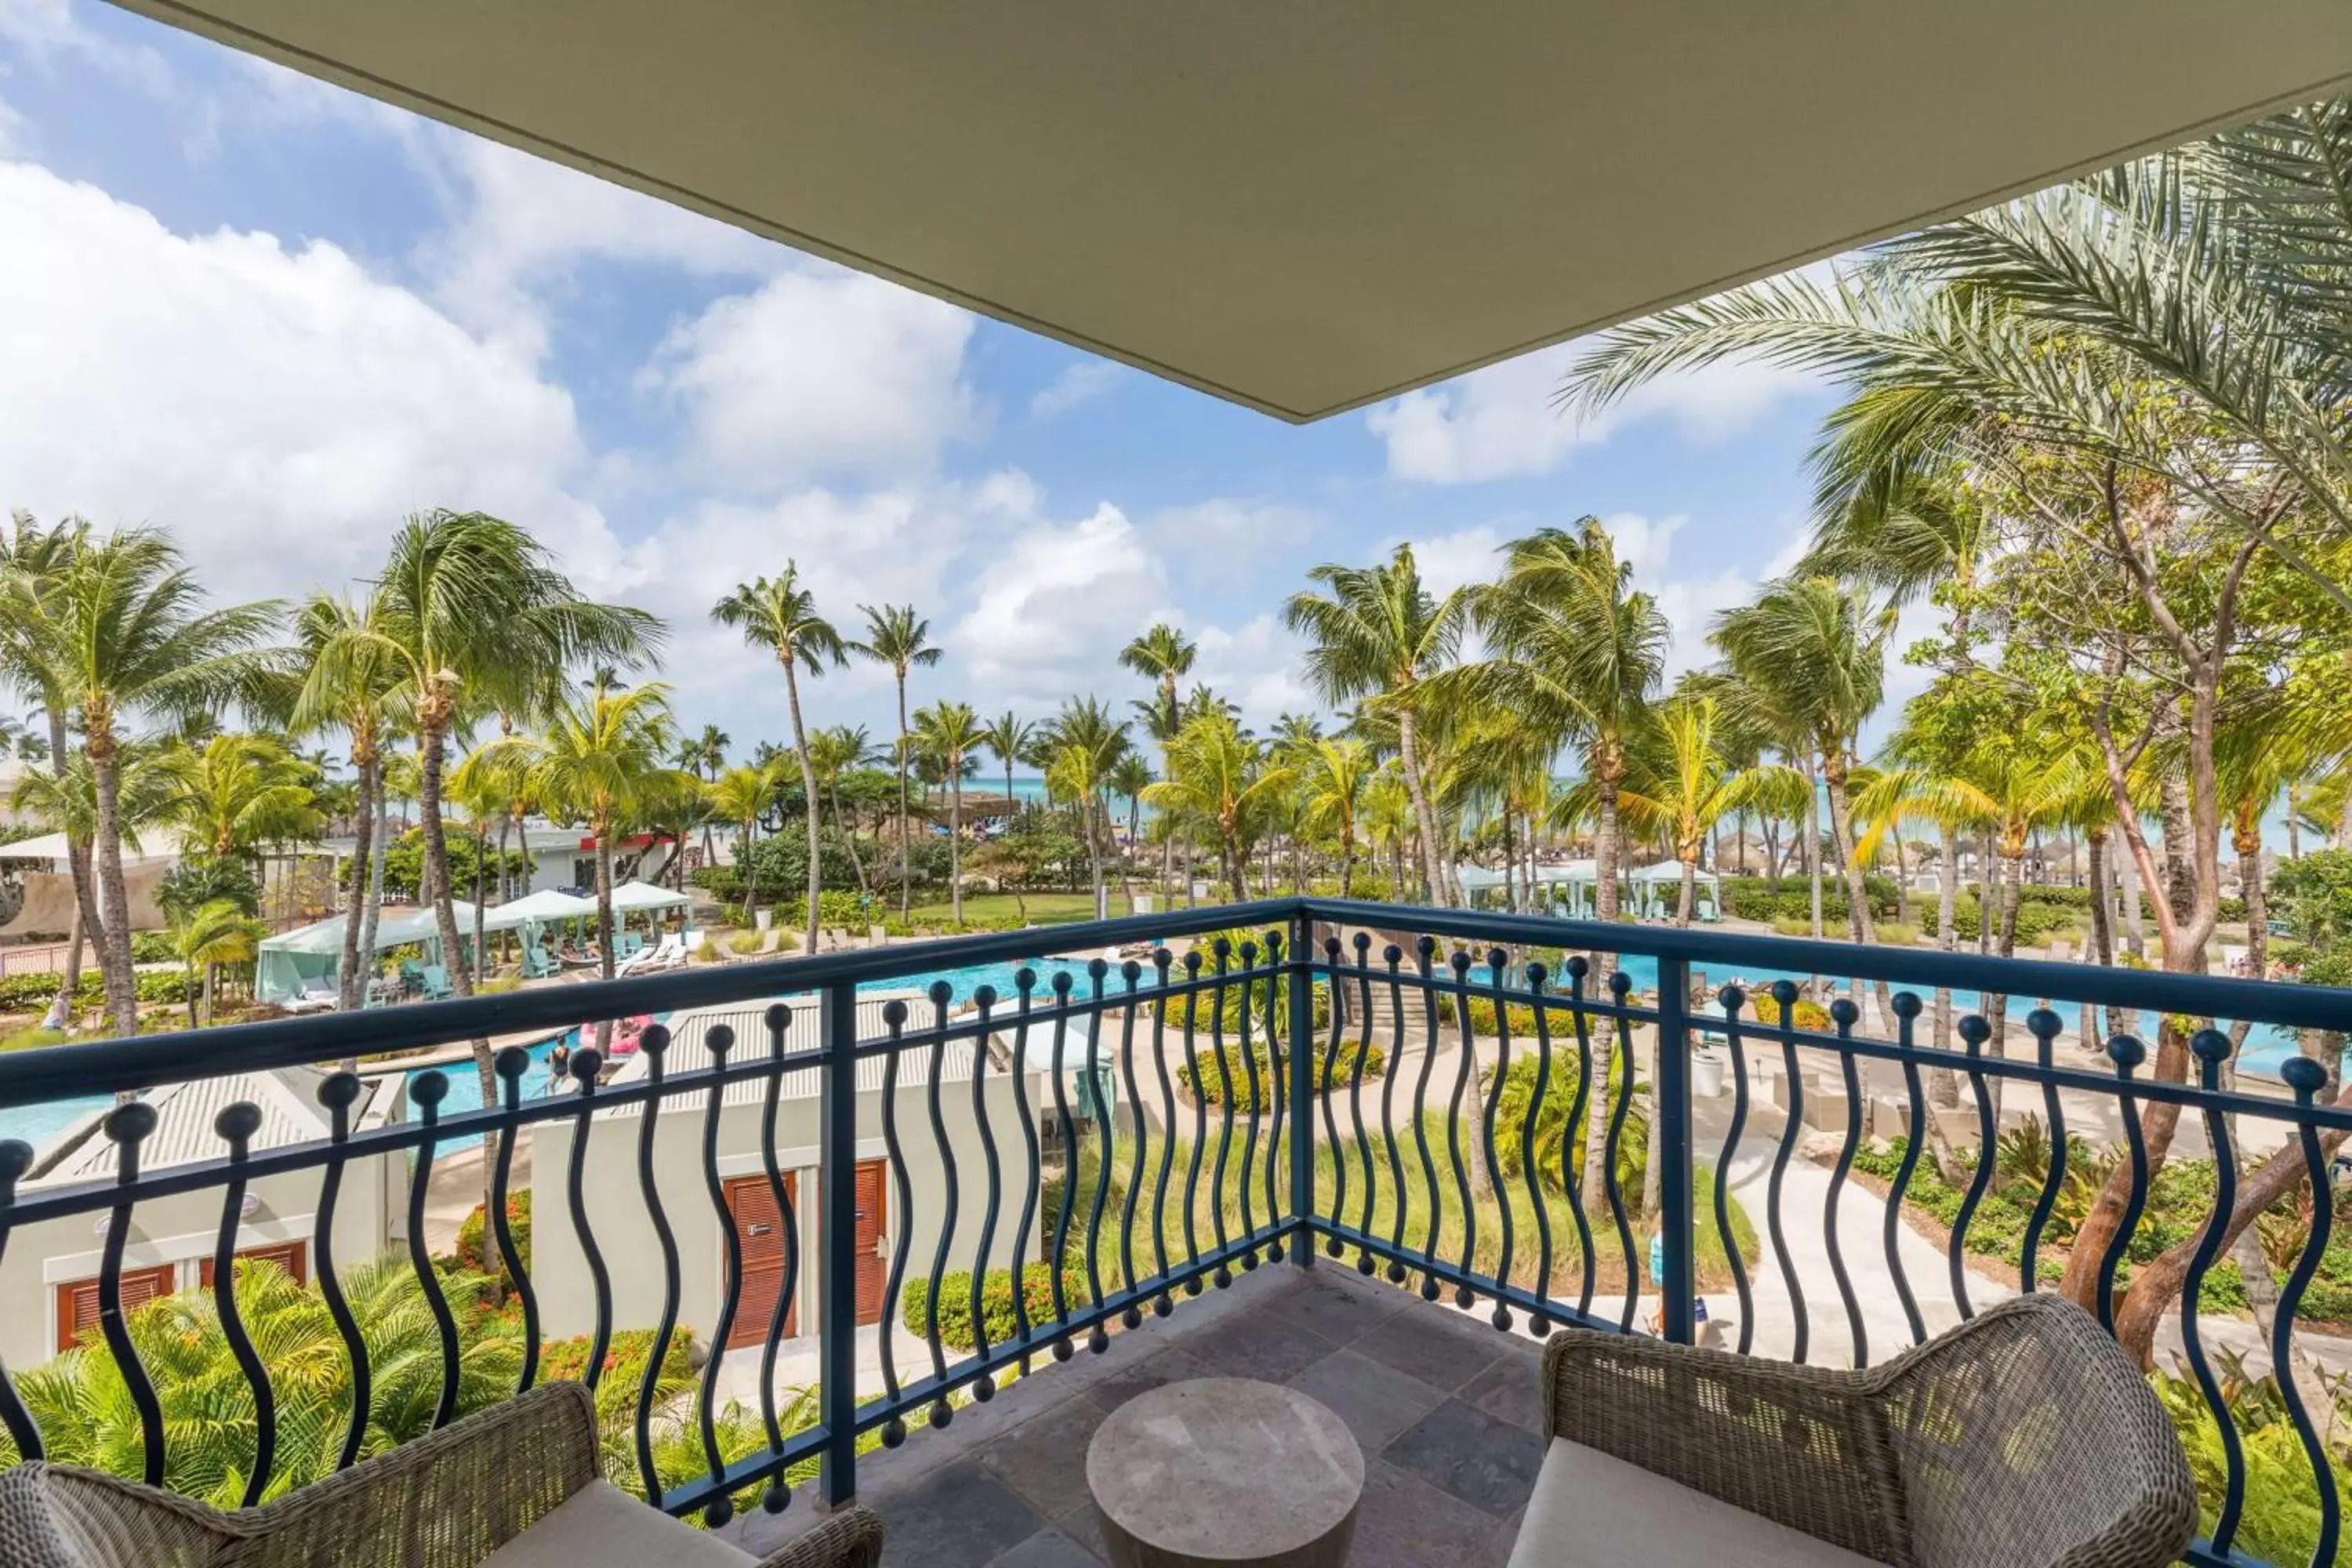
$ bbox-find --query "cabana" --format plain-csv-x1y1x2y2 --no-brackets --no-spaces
256,902,482,1005
606,880,694,958
1626,859,1721,922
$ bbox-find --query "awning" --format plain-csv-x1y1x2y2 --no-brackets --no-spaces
607,880,692,913
485,888,597,931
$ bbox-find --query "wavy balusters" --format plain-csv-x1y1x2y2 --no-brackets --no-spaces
876,1000,913,1440
1045,970,1080,1349
2180,1029,2246,1555
1376,940,1410,1284
1206,941,1236,1289
1347,942,1376,1276
1519,962,1555,1333
1480,949,1515,1330
1320,937,1348,1259
631,1025,684,1504
1081,960,1112,1352
1233,940,1261,1272
696,1023,744,1523
564,1048,612,1391
1947,1016,1995,1322
1882,993,1928,1348
0,1138,38,1462
1007,971,1044,1352
1760,981,1806,1361
1178,951,1207,1294
2092,1035,2149,1334
1600,971,1639,1335
1822,997,1866,1367
1443,948,1479,1309
2272,1056,2339,1568
209,1102,276,1507
1711,985,1753,1354
404,1072,460,1429
964,988,1003,1396
1116,960,1146,1328
96,1102,165,1483
310,1071,371,1470
922,983,961,1420
1555,957,1599,1320
2017,1008,2067,1294
1147,949,1178,1315
1261,932,1287,1267
1410,935,1444,1301
757,1004,801,1508
489,1046,539,1393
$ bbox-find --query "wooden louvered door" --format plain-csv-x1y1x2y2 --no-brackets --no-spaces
724,1171,797,1347
852,1160,887,1327
198,1240,307,1288
56,1263,176,1352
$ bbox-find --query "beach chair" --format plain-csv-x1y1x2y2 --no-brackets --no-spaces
419,964,453,1000
617,931,644,959
521,943,561,980
397,958,426,993
283,977,338,1014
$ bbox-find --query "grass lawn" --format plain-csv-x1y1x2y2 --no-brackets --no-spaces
903,890,1236,927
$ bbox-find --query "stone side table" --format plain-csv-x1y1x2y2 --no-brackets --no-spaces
1087,1377,1364,1568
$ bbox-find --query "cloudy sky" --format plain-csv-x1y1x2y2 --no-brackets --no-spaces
0,0,1875,760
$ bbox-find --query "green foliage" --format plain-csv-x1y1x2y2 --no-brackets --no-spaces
1483,1050,1646,1197
1175,1040,1387,1109
2274,850,2352,952
779,889,877,931
135,970,192,1005
898,1263,1091,1352
452,1189,532,1286
371,827,532,902
2150,1354,2352,1567
130,931,176,964
1747,992,1833,1032
0,971,97,1013
1722,874,1900,924
158,855,260,920
744,828,867,898
1918,894,2085,946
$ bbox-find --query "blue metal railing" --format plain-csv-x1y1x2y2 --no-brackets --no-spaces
0,895,2347,1564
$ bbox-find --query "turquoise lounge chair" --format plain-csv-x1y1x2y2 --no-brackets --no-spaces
618,931,644,959
419,964,453,1000
521,944,560,980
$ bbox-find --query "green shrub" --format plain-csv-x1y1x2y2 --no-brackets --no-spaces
1176,1041,1387,1108
129,932,176,964
1769,913,1814,938
1484,1049,1646,1196
1747,992,1833,1032
452,1189,532,1284
135,971,191,1005
899,1263,1091,1352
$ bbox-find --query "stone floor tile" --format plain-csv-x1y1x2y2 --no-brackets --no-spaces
1383,1399,1547,1519
1287,1348,1447,1452
1052,1502,1108,1559
1261,1270,1413,1345
1460,1352,1544,1432
1346,1457,1515,1567
1181,1312,1337,1383
1350,1311,1504,1392
988,1529,1103,1566
875,1461,1047,1568
1083,1346,1212,1411
979,1398,1112,1520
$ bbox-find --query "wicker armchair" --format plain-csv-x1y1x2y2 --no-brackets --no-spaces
1523,1293,2196,1568
0,1382,884,1568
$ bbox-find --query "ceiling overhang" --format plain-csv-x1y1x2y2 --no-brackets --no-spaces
107,1,2352,421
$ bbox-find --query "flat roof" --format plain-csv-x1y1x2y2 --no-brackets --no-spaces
104,2,2352,421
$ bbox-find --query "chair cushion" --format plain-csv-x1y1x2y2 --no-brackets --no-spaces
478,1479,754,1568
1506,1439,1884,1568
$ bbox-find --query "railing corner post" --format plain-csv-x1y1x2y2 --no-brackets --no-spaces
1655,953,1697,1346
817,978,860,1508
1287,908,1316,1268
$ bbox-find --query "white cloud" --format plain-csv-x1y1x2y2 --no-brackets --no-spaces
1147,496,1319,588
643,267,981,491
0,162,612,604
1191,615,1313,724
1029,361,1120,419
1366,342,1819,485
951,503,1174,706
0,0,174,99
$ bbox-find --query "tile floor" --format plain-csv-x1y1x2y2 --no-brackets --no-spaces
731,1263,1549,1567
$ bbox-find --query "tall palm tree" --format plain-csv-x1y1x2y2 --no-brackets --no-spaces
1037,696,1132,918
1298,739,1370,897
490,683,677,1040
713,565,845,954
1360,766,1414,900
1617,696,1803,924
1106,752,1154,869
1144,713,1294,901
151,734,321,862
910,700,983,926
169,897,267,1029
674,722,730,875
806,724,876,897
0,528,278,1034
1285,546,1467,905
980,712,1034,815
855,604,942,921
706,762,779,925
1120,624,1196,895
319,511,660,1009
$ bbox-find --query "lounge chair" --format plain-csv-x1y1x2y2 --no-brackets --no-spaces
617,931,644,959
521,944,561,980
282,977,338,1014
0,1381,884,1568
1511,1294,2192,1568
419,964,454,1000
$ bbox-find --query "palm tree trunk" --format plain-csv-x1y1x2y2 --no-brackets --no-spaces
896,673,912,921
339,754,376,1009
1224,822,1247,901
1822,751,1895,1033
361,752,388,986
45,706,101,1018
593,826,616,1051
1582,748,1624,1214
1676,859,1694,925
740,816,759,925
85,726,138,1039
419,719,473,1000
1338,824,1356,899
1395,705,1448,906
948,773,964,925
783,658,823,954
471,829,488,985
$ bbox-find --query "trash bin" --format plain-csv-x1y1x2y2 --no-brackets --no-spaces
1690,1045,1727,1099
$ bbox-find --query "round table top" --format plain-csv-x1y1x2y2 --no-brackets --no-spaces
1087,1378,1363,1560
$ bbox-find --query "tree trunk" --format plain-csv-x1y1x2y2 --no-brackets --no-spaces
592,826,616,1051
896,673,912,921
1806,763,1824,942
947,773,964,925
1395,704,1449,906
339,754,376,1010
84,720,139,1039
1822,750,1896,1033
361,752,388,986
1582,745,1624,1214
1675,858,1695,926
782,658,823,953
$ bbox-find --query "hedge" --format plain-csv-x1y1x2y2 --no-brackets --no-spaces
452,1189,532,1285
898,1263,1091,1352
1175,1041,1387,1109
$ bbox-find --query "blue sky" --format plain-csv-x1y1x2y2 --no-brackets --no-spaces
0,0,1882,757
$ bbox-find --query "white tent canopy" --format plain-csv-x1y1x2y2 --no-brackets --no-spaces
485,888,596,931
1628,859,1717,886
608,880,691,913
255,902,481,1002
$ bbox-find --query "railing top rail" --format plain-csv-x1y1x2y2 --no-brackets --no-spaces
1300,897,2352,1033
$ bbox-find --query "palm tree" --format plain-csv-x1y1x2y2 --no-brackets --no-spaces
1284,546,1467,905
1617,696,1802,924
1106,752,1154,868
910,700,983,925
1298,739,1370,897
980,712,1034,815
675,721,731,875
1037,697,1132,918
321,511,660,1009
1144,713,1294,901
712,566,845,954
169,897,267,1028
151,734,321,862
1360,766,1414,899
1120,625,1196,895
0,528,278,1035
706,763,779,925
491,683,677,1039
855,604,942,921
806,724,877,896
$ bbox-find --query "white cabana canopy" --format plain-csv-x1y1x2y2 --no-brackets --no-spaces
1628,859,1718,886
255,902,481,1002
485,887,597,931
607,880,691,913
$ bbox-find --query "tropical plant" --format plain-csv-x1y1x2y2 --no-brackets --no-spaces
854,604,942,920
168,896,268,1027
1297,739,1371,898
712,564,845,955
705,762,779,924
1617,696,1804,924
1144,713,1294,901
1036,696,1132,918
1120,623,1196,893
909,699,983,925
